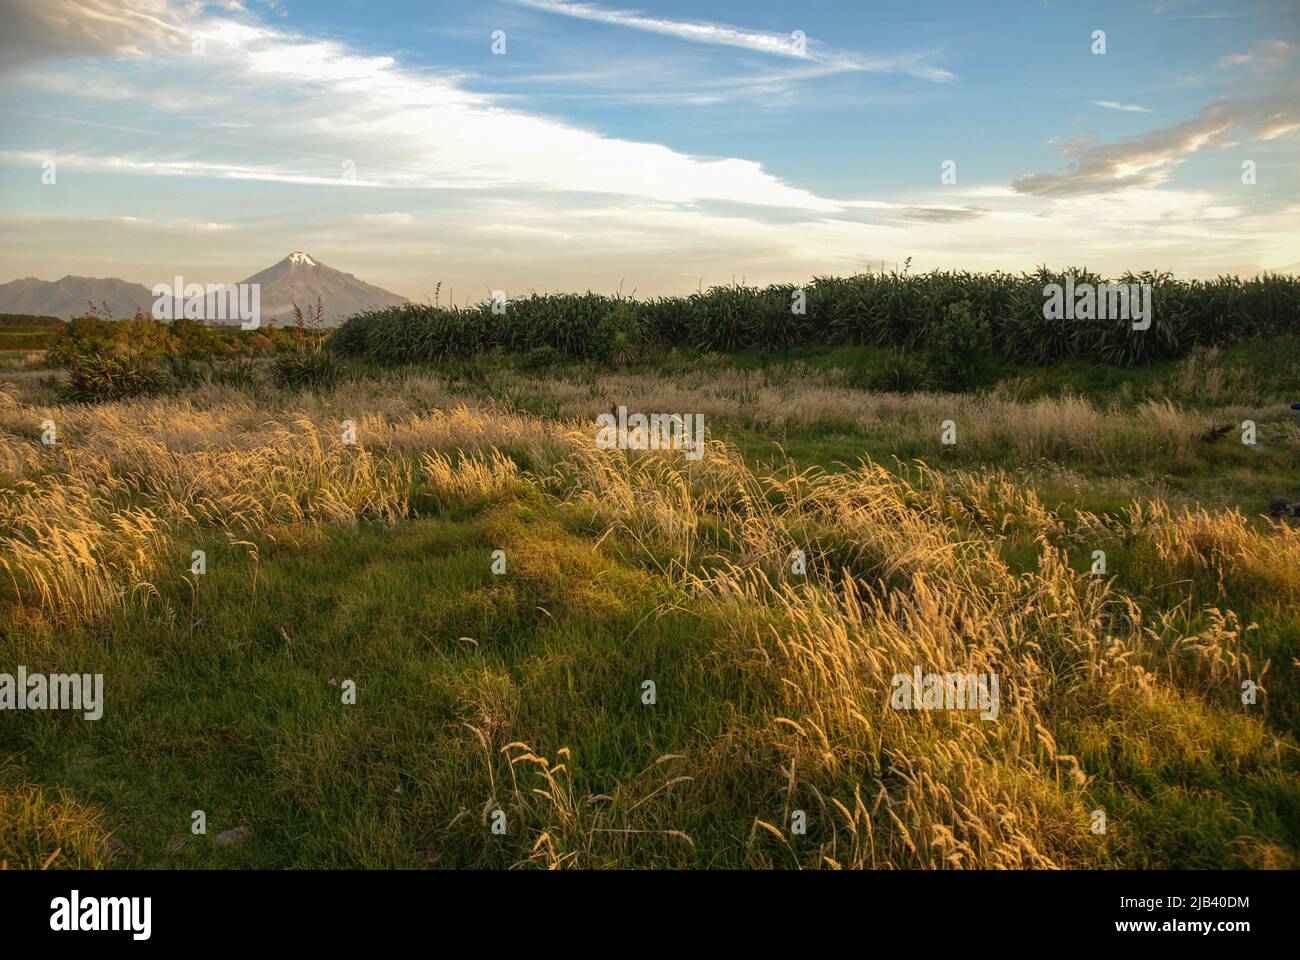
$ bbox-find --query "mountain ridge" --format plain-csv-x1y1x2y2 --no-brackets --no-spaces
0,253,408,325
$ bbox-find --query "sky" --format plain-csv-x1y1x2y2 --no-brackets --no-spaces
0,0,1297,301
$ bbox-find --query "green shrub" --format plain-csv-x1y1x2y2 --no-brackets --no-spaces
162,353,206,389
850,349,934,394
274,349,340,391
592,304,645,364
209,358,260,390
927,300,991,389
329,311,375,357
169,318,223,358
0,330,62,350
440,355,490,386
42,308,273,366
58,351,165,403
519,344,561,374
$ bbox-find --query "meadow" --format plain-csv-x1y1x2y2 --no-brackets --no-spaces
1,272,1298,869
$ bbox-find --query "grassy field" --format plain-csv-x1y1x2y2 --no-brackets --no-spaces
2,337,1298,869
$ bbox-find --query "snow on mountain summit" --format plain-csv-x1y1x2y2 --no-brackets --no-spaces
238,253,407,325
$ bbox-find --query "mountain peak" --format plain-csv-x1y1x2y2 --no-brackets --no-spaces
0,254,407,324
240,253,407,324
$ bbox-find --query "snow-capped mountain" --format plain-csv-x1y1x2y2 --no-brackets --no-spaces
238,252,408,325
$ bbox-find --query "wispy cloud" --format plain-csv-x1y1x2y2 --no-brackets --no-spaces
1016,86,1300,196
1218,39,1294,72
0,0,191,70
1090,100,1155,113
355,212,415,225
475,223,572,241
513,0,956,83
0,150,396,188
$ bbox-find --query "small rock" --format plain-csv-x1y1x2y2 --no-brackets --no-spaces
214,826,251,847
1267,496,1293,518
102,837,132,862
166,837,188,855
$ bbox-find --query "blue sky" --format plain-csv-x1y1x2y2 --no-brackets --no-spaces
0,0,1297,299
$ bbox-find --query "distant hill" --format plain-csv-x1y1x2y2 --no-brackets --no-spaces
0,313,64,328
239,252,408,325
0,276,153,319
0,313,66,349
0,253,408,326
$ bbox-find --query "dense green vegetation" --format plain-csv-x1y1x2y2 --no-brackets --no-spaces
37,311,310,402
332,268,1300,369
0,314,65,350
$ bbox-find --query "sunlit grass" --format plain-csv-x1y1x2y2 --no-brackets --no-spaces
1,351,1296,869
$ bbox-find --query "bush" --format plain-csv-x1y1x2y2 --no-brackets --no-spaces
209,358,260,391
592,304,645,364
328,311,375,357
927,300,991,389
45,307,277,368
274,349,340,391
58,352,165,403
170,317,222,358
850,349,934,394
519,345,561,374
0,330,62,350
163,353,205,389
243,333,276,355
440,355,490,386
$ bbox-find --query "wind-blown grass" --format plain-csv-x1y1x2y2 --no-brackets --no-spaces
1,359,1296,869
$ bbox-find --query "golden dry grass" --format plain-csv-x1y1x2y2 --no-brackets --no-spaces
1,371,1296,869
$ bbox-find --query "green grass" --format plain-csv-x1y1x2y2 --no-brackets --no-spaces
7,495,1296,869
391,341,1300,514
2,508,788,868
2,339,1297,870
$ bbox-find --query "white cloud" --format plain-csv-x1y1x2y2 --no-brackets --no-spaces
1016,86,1300,196
355,212,415,225
475,223,572,241
514,0,956,82
114,14,852,212
0,150,395,188
1090,100,1155,113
